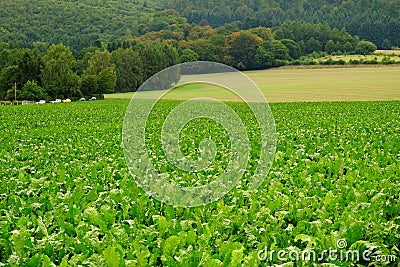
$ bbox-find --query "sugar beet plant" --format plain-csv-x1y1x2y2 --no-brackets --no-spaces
0,100,399,266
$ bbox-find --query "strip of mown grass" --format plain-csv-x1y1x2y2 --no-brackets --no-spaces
106,66,400,103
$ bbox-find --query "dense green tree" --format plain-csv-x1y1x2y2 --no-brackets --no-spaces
179,48,200,63
0,65,20,98
82,50,116,95
256,40,290,68
97,69,117,94
4,87,21,101
84,51,113,76
254,46,274,69
0,50,10,71
325,40,336,54
42,44,79,99
0,49,29,72
159,42,180,68
18,49,43,86
20,80,47,101
189,39,219,62
355,40,377,55
74,46,99,76
249,27,274,41
381,39,392,50
335,41,343,54
80,75,98,97
305,37,322,54
208,34,228,63
271,40,289,61
111,48,143,92
280,39,301,60
137,42,179,81
32,42,50,53
0,42,10,51
343,42,354,54
229,31,261,70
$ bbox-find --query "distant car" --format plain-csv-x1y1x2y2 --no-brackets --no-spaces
50,99,62,103
62,99,71,103
36,100,46,104
79,98,86,102
89,97,97,101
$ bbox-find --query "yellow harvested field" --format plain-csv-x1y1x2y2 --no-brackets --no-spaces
105,66,400,102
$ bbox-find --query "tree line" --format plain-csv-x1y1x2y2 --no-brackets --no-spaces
114,21,376,70
0,42,179,101
0,22,377,101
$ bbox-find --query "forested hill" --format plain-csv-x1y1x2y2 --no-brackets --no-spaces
1,0,399,50
0,0,165,50
162,0,400,49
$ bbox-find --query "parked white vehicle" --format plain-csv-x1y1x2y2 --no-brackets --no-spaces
89,97,97,101
50,99,62,103
36,100,46,104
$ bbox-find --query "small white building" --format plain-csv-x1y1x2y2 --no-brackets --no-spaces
22,100,35,105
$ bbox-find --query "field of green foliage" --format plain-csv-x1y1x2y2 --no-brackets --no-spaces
0,99,399,266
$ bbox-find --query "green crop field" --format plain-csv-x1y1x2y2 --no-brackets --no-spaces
1,99,399,266
105,66,400,103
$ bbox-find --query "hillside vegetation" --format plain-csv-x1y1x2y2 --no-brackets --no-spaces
1,0,399,50
163,0,400,49
0,0,161,50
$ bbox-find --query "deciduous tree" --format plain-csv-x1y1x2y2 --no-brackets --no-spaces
20,80,47,101
111,48,144,92
42,44,79,99
82,50,116,95
355,40,377,55
229,31,261,70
